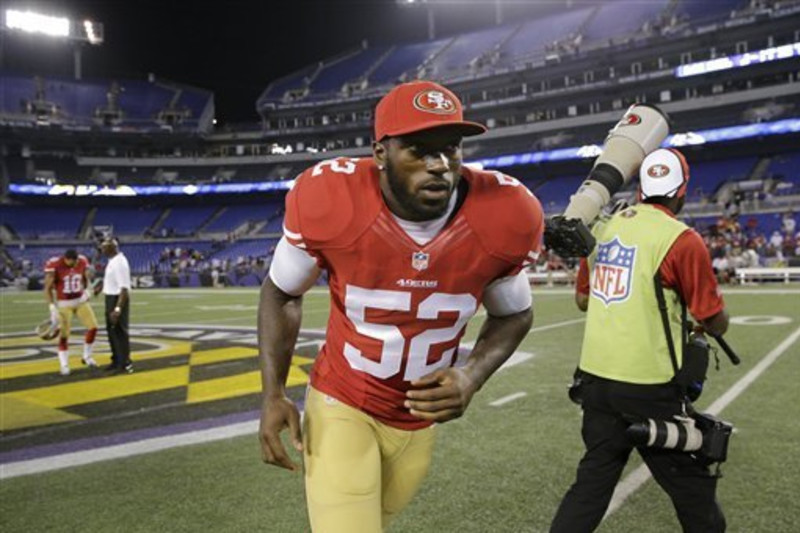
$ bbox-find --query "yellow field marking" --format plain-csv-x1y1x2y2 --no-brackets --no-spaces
0,348,41,360
190,346,258,366
0,396,85,431
0,336,46,348
2,367,190,409
0,340,192,380
186,355,312,404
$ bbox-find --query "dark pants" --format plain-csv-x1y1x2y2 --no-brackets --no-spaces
105,294,131,368
550,374,725,533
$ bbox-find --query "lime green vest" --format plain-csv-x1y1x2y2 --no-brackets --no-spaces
580,204,688,384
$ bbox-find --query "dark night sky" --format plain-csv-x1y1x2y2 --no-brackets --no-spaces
2,0,575,124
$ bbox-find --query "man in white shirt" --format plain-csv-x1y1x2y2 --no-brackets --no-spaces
99,237,133,374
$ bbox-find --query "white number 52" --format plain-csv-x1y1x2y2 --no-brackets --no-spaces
343,285,477,381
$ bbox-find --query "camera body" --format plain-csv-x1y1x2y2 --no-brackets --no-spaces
675,331,711,401
693,412,734,463
627,412,733,463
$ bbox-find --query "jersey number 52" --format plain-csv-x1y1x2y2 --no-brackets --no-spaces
343,285,477,381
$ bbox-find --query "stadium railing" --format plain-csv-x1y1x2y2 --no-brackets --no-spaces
735,267,800,284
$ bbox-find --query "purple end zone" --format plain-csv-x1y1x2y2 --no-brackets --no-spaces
0,400,301,464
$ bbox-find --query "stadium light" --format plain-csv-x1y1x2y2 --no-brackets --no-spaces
1,8,104,79
3,8,103,44
395,0,505,40
396,0,436,40
5,9,69,38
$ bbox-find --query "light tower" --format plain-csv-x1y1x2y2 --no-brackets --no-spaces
1,8,103,80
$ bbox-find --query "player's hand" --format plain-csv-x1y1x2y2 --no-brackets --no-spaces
109,310,121,325
259,395,303,472
405,367,478,423
79,290,91,303
48,303,59,325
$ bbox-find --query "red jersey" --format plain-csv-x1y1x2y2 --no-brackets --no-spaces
45,255,90,301
284,157,543,429
576,204,724,321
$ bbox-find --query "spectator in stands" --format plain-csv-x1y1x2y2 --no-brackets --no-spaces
97,237,133,374
769,230,784,251
552,148,729,532
42,249,99,375
257,80,543,532
782,211,796,235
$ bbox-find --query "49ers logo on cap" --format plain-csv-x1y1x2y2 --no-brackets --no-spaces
647,164,671,178
413,90,457,115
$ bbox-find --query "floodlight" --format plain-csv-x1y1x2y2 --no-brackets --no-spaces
3,8,103,44
5,9,69,38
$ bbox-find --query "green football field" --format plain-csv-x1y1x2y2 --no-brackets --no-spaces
1,285,799,532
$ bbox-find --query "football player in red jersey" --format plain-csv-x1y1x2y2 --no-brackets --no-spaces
258,80,544,532
44,249,99,375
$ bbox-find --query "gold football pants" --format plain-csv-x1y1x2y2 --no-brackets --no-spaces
58,301,98,339
303,385,436,533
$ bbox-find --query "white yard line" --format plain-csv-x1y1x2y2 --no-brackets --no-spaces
604,324,800,520
1,420,259,480
490,392,527,407
526,318,585,336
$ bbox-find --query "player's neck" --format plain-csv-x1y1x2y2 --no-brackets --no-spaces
391,189,459,246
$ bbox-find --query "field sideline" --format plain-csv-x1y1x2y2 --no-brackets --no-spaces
1,286,799,532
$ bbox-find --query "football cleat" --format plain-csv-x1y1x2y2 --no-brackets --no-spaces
82,356,99,368
35,319,61,341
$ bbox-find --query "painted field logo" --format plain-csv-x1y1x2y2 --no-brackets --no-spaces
591,238,637,306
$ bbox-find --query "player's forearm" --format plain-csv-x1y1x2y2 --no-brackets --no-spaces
258,277,304,400
44,276,55,305
115,288,129,309
462,308,533,391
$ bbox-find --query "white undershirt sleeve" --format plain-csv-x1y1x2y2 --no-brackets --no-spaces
268,236,321,296
482,270,532,317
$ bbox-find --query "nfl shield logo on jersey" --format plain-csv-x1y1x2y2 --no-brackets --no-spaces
590,237,637,306
411,251,430,271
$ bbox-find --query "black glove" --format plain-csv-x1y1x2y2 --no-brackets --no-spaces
543,216,596,258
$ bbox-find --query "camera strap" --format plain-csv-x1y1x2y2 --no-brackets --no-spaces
653,273,687,379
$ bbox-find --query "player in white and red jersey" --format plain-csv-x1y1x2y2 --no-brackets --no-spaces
258,80,544,532
44,249,99,375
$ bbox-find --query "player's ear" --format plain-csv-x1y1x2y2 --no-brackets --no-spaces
373,140,387,171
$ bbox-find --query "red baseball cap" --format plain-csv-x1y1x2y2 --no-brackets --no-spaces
374,80,487,141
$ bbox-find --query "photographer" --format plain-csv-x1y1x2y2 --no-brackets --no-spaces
551,149,730,533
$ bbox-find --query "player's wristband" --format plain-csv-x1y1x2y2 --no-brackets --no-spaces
114,306,121,313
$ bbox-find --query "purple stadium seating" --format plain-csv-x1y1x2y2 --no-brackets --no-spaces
0,75,37,115
203,203,279,233
6,244,96,270
259,65,318,101
208,238,279,263
499,8,593,62
368,39,450,85
158,206,219,235
311,47,390,94
531,175,585,214
767,151,800,181
92,206,163,236
428,25,514,74
689,156,758,198
2,205,86,240
675,0,743,24
582,0,669,43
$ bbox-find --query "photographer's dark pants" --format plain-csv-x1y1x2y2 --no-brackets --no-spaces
550,374,725,533
105,295,131,368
